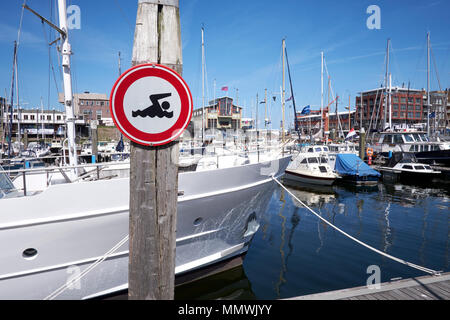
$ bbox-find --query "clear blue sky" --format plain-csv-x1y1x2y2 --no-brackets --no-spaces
0,0,449,129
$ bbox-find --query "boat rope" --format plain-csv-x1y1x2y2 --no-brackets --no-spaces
44,234,129,300
271,176,441,276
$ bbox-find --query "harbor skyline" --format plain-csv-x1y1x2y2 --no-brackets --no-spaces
0,0,448,130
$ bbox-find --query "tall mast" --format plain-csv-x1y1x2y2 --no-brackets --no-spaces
426,32,430,136
388,73,392,129
7,42,17,158
264,88,267,129
320,51,324,139
41,96,45,140
281,39,285,144
201,26,205,143
384,38,390,130
118,51,122,76
58,0,78,172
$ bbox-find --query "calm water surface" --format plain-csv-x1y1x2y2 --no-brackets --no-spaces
176,179,450,300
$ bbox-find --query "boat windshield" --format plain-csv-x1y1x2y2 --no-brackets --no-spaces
404,134,415,142
414,165,425,170
0,167,15,195
419,134,429,142
308,157,319,164
413,134,421,142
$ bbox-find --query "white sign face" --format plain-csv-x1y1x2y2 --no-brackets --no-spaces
110,64,193,146
123,76,181,134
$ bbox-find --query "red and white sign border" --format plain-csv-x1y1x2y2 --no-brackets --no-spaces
110,63,193,146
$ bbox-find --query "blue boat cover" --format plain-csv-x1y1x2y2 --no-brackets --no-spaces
334,154,381,177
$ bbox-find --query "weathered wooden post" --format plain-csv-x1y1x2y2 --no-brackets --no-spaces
91,120,98,163
359,127,366,160
128,0,182,300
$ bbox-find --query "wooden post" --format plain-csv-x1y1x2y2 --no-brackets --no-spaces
91,120,98,163
129,0,181,300
359,127,366,160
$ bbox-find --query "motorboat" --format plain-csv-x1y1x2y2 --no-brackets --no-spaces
284,149,339,186
373,131,450,166
377,152,441,184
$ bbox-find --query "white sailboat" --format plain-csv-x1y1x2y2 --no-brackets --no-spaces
0,0,291,300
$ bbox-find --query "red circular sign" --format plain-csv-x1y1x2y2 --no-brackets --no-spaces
110,63,193,146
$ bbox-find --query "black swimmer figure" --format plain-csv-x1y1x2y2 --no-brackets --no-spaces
132,93,173,118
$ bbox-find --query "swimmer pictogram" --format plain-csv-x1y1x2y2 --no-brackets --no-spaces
132,93,173,118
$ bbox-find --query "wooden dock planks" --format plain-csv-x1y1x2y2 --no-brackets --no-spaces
287,272,450,300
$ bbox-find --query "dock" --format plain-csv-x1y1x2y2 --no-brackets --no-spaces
287,272,450,300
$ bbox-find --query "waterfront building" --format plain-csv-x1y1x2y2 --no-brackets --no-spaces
58,92,114,126
355,86,425,131
192,96,243,132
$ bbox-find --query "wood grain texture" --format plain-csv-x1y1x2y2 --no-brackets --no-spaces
128,0,181,300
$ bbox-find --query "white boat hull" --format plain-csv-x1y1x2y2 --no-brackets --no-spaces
284,169,336,186
0,156,291,299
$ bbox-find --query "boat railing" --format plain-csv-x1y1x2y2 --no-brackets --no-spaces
3,160,130,196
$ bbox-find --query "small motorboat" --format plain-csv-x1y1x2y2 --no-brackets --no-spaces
284,150,340,186
377,152,441,184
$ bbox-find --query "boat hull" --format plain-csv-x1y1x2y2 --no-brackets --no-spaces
284,169,336,186
0,156,291,299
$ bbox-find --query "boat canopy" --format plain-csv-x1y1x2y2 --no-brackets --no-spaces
384,152,418,168
334,154,381,177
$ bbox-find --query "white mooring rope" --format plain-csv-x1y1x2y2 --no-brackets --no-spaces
44,235,129,300
272,176,441,276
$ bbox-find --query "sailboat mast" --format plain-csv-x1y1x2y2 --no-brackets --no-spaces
282,39,285,144
388,73,392,129
264,88,267,129
384,39,390,130
426,32,430,136
7,41,17,158
201,26,205,143
320,51,324,139
57,0,78,172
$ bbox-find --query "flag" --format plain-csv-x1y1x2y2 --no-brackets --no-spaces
260,100,266,104
221,86,228,91
286,96,293,102
272,96,277,102
429,112,435,119
300,105,310,115
116,135,124,152
345,128,357,140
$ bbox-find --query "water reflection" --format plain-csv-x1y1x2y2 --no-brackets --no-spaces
178,179,449,300
175,265,255,300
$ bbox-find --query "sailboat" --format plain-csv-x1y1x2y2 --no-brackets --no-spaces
0,0,291,299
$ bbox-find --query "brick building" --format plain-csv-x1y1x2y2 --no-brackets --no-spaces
59,92,113,126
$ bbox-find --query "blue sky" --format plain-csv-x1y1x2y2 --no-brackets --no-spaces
0,0,449,129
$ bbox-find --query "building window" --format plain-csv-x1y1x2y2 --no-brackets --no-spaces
408,112,413,118
57,116,62,121
80,100,84,106
393,111,398,117
393,104,398,110
408,97,414,103
401,97,406,103
96,110,102,120
47,115,51,121
415,98,421,104
96,101,100,106
24,115,28,120
401,104,406,110
31,115,35,120
13,114,17,120
40,115,45,120
392,97,399,103
100,101,105,106
415,112,421,118
400,112,406,118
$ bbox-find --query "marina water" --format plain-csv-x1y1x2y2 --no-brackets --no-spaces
176,180,449,299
